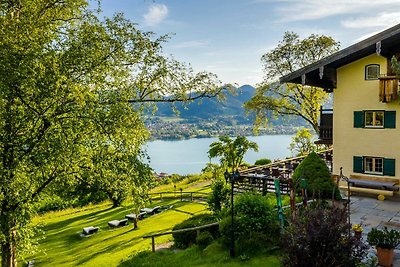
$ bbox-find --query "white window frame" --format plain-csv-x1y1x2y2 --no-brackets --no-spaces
364,157,383,175
365,64,380,80
364,110,384,128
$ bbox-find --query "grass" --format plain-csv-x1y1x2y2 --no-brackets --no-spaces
27,199,209,267
120,242,281,267
25,177,286,266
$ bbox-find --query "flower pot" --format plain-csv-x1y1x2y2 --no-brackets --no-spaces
354,230,362,239
376,247,395,267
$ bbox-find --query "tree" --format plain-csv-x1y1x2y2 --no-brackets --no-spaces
244,32,339,134
289,128,317,156
0,1,224,265
208,136,258,172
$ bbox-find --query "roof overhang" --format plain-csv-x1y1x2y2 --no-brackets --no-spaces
280,24,400,91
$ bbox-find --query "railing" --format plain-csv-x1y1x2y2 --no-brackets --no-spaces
379,76,399,103
143,222,219,252
148,191,209,202
317,109,333,144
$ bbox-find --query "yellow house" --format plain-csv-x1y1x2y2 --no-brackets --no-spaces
281,24,400,194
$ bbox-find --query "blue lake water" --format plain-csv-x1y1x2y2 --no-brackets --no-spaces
145,135,294,175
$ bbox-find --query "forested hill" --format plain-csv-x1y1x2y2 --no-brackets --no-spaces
154,85,256,120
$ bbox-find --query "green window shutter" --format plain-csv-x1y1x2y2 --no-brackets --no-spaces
383,158,395,176
353,156,363,173
354,111,364,128
384,111,396,128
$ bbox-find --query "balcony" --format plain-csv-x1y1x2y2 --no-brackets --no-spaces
315,109,333,145
379,76,399,103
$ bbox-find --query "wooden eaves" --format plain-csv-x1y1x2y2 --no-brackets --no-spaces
280,23,400,91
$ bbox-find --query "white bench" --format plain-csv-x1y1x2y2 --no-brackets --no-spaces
125,212,146,221
108,219,128,228
82,226,99,235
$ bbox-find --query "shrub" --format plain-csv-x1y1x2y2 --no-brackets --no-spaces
254,158,272,166
172,214,218,249
281,205,368,267
219,192,280,252
292,152,339,199
196,231,214,250
207,178,230,214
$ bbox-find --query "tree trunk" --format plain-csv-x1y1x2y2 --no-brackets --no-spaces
1,230,17,267
133,217,138,229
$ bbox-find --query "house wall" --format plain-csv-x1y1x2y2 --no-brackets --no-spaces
333,53,400,180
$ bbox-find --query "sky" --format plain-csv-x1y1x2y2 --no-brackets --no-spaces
95,0,400,87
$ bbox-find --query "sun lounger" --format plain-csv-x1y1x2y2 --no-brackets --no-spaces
82,226,99,235
125,212,146,221
108,219,128,228
140,206,161,215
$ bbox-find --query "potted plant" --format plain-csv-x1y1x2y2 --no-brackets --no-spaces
367,227,400,267
352,223,364,239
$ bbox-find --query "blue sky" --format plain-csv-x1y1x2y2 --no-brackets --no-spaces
96,0,400,87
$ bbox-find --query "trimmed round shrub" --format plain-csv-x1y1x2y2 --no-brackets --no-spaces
196,231,214,250
292,152,340,199
254,158,272,166
172,214,218,249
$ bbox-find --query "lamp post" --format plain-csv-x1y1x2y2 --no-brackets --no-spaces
224,169,240,257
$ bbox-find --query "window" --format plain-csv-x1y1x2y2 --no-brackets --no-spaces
354,110,396,128
353,156,395,176
365,111,384,128
364,157,383,174
365,64,380,80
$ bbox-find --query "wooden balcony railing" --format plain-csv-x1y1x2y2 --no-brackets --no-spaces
316,109,333,145
379,76,399,103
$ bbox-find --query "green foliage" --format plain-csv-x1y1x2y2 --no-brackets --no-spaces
367,227,400,249
282,205,368,267
172,214,218,249
245,32,339,134
292,152,338,199
254,158,272,165
196,231,214,250
120,242,281,267
207,178,230,214
219,193,280,253
289,128,317,156
208,136,258,171
0,0,224,262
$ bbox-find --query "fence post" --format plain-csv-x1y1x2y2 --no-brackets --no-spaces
160,193,163,201
180,188,183,201
191,192,193,202
151,236,155,252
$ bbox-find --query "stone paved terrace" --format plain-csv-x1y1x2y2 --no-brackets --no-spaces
350,195,400,265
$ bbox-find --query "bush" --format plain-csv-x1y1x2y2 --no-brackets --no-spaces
281,205,368,267
292,152,339,199
196,231,214,250
172,214,218,249
254,158,272,166
207,178,230,214
219,192,280,252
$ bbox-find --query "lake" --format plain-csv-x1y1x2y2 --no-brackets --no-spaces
145,135,294,175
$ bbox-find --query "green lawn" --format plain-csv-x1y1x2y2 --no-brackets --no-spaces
120,243,281,267
28,199,209,267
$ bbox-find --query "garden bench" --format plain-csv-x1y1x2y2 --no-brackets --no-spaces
340,175,399,197
125,212,146,221
82,226,99,235
108,219,128,228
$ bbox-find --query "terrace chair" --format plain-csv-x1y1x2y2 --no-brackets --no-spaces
82,226,99,235
108,219,128,228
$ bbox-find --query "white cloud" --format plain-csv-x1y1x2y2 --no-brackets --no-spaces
143,4,168,26
273,0,400,22
342,12,400,29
